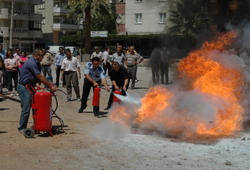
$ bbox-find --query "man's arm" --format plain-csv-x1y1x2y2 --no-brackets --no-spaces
85,74,99,87
112,80,119,90
35,73,57,92
77,67,81,79
123,78,128,91
101,78,110,92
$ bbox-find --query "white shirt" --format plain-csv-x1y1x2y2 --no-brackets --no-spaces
91,51,103,59
61,56,80,72
111,53,125,65
102,51,110,64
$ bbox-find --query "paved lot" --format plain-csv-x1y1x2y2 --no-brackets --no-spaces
0,62,250,170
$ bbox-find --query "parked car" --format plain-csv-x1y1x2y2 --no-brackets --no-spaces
48,45,63,56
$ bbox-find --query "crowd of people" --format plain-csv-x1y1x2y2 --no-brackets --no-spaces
0,44,147,132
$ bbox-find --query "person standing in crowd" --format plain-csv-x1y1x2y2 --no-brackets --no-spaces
102,47,111,76
160,47,170,84
0,55,4,94
0,44,6,91
73,47,80,57
41,48,53,80
111,45,126,65
104,62,128,110
91,46,103,60
0,44,6,60
4,49,19,96
18,51,28,69
149,48,161,84
55,47,66,87
61,49,81,102
78,57,110,116
13,47,21,60
125,46,144,89
17,49,57,133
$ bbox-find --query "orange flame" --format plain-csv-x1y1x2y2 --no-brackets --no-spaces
109,31,245,138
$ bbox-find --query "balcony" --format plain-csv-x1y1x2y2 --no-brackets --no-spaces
29,13,42,21
1,0,41,3
0,27,42,38
0,8,9,19
53,23,80,31
0,27,9,37
53,7,67,16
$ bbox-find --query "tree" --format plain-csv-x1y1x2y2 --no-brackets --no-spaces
67,0,111,54
169,0,211,38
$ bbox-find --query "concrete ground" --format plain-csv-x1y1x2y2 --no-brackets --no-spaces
0,61,250,170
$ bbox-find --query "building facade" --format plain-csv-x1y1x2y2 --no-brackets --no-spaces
35,0,81,47
116,0,173,35
0,0,43,52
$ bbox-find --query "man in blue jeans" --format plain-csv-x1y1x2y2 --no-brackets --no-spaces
17,49,57,134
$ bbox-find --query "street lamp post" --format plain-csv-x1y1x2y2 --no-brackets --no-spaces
9,0,14,49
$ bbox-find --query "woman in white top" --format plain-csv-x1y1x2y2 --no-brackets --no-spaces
4,49,19,95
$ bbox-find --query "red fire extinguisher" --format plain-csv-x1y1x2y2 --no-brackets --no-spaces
24,85,53,137
92,86,101,116
113,90,122,103
92,86,101,106
32,91,53,132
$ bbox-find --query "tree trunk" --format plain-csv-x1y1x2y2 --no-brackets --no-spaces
84,6,91,54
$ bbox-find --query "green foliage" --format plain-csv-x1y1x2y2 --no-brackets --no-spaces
169,0,211,38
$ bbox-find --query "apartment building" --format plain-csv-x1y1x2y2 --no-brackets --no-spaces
116,0,173,35
0,0,43,51
35,0,81,46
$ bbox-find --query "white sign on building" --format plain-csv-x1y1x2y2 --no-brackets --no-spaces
91,31,108,37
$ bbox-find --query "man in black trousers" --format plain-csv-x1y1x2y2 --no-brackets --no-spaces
104,62,128,110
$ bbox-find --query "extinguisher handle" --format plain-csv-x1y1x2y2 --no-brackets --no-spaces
25,84,36,94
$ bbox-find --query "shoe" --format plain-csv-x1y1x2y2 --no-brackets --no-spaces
94,111,99,117
66,98,72,102
77,98,81,102
104,106,110,110
18,129,25,134
78,107,84,113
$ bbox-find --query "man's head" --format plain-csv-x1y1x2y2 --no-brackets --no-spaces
0,44,3,50
112,62,121,72
15,47,21,54
65,48,72,59
59,47,64,54
116,45,123,55
91,57,101,69
94,46,100,53
129,46,135,54
33,49,45,62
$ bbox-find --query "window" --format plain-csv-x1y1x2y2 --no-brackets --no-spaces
159,12,166,23
41,16,45,25
135,13,142,24
38,0,45,9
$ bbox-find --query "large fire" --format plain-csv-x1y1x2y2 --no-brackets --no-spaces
109,32,246,138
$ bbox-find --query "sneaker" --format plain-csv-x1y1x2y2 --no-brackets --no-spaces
66,98,72,102
104,106,110,110
78,107,84,113
77,98,81,102
18,129,25,134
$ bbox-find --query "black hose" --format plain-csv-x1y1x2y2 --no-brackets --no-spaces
50,90,67,130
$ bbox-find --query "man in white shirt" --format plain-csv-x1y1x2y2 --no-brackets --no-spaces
91,46,103,61
61,49,81,101
111,45,125,65
102,47,111,76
